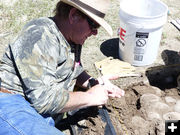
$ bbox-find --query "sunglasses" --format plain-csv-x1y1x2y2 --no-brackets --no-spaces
86,16,100,30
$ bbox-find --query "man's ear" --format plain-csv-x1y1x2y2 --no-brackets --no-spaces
69,8,80,24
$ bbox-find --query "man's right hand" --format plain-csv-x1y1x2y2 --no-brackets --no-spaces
86,83,124,106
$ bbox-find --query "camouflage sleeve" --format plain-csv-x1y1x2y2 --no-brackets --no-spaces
11,21,70,115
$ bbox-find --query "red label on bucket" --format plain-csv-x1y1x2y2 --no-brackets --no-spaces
119,27,126,41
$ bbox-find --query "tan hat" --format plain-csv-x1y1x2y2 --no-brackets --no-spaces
60,0,113,36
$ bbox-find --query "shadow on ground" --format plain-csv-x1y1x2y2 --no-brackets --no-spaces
100,38,120,59
55,107,99,134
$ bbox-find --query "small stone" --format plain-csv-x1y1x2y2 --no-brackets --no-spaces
78,119,86,126
140,94,162,115
140,93,160,106
153,102,170,114
141,100,170,115
165,96,177,105
131,116,148,128
163,112,180,120
155,120,164,133
147,112,161,120
151,86,162,96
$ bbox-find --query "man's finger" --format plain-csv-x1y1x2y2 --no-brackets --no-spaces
102,74,120,80
106,85,125,97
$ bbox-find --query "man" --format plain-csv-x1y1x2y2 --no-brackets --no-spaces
0,0,124,134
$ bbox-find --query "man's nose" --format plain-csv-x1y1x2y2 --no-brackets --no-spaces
91,29,98,35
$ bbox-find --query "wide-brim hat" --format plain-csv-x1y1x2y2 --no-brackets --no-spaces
60,0,113,36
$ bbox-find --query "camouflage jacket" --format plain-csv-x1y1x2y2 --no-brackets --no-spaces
0,17,84,115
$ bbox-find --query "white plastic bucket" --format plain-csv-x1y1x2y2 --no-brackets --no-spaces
118,0,168,66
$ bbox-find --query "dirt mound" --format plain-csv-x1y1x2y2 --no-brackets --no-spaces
66,82,180,135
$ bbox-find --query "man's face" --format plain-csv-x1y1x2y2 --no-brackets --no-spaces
70,9,100,45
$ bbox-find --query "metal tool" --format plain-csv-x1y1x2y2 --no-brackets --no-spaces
95,65,117,135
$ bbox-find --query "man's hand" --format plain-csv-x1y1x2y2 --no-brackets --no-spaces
86,75,125,106
97,74,125,98
61,75,125,113
87,85,109,106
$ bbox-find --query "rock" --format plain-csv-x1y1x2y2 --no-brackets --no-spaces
147,112,161,120
140,93,170,115
163,112,180,120
143,102,171,115
174,100,180,112
151,86,162,96
155,120,164,134
140,94,161,116
165,96,177,105
132,85,162,95
131,116,150,135
140,93,160,106
153,102,171,114
131,116,148,128
146,119,164,135
78,119,86,126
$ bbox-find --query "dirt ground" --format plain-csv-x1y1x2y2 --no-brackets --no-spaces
0,0,180,135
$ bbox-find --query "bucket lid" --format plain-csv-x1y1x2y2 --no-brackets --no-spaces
119,0,168,28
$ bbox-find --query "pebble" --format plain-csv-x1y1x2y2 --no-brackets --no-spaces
131,116,148,128
140,93,160,106
142,101,170,115
163,112,180,120
155,120,164,133
151,86,162,96
147,112,161,120
153,102,171,114
165,96,177,105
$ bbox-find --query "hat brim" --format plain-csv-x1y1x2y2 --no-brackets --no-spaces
61,0,113,36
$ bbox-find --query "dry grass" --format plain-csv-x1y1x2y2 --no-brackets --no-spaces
0,0,59,55
0,0,58,34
